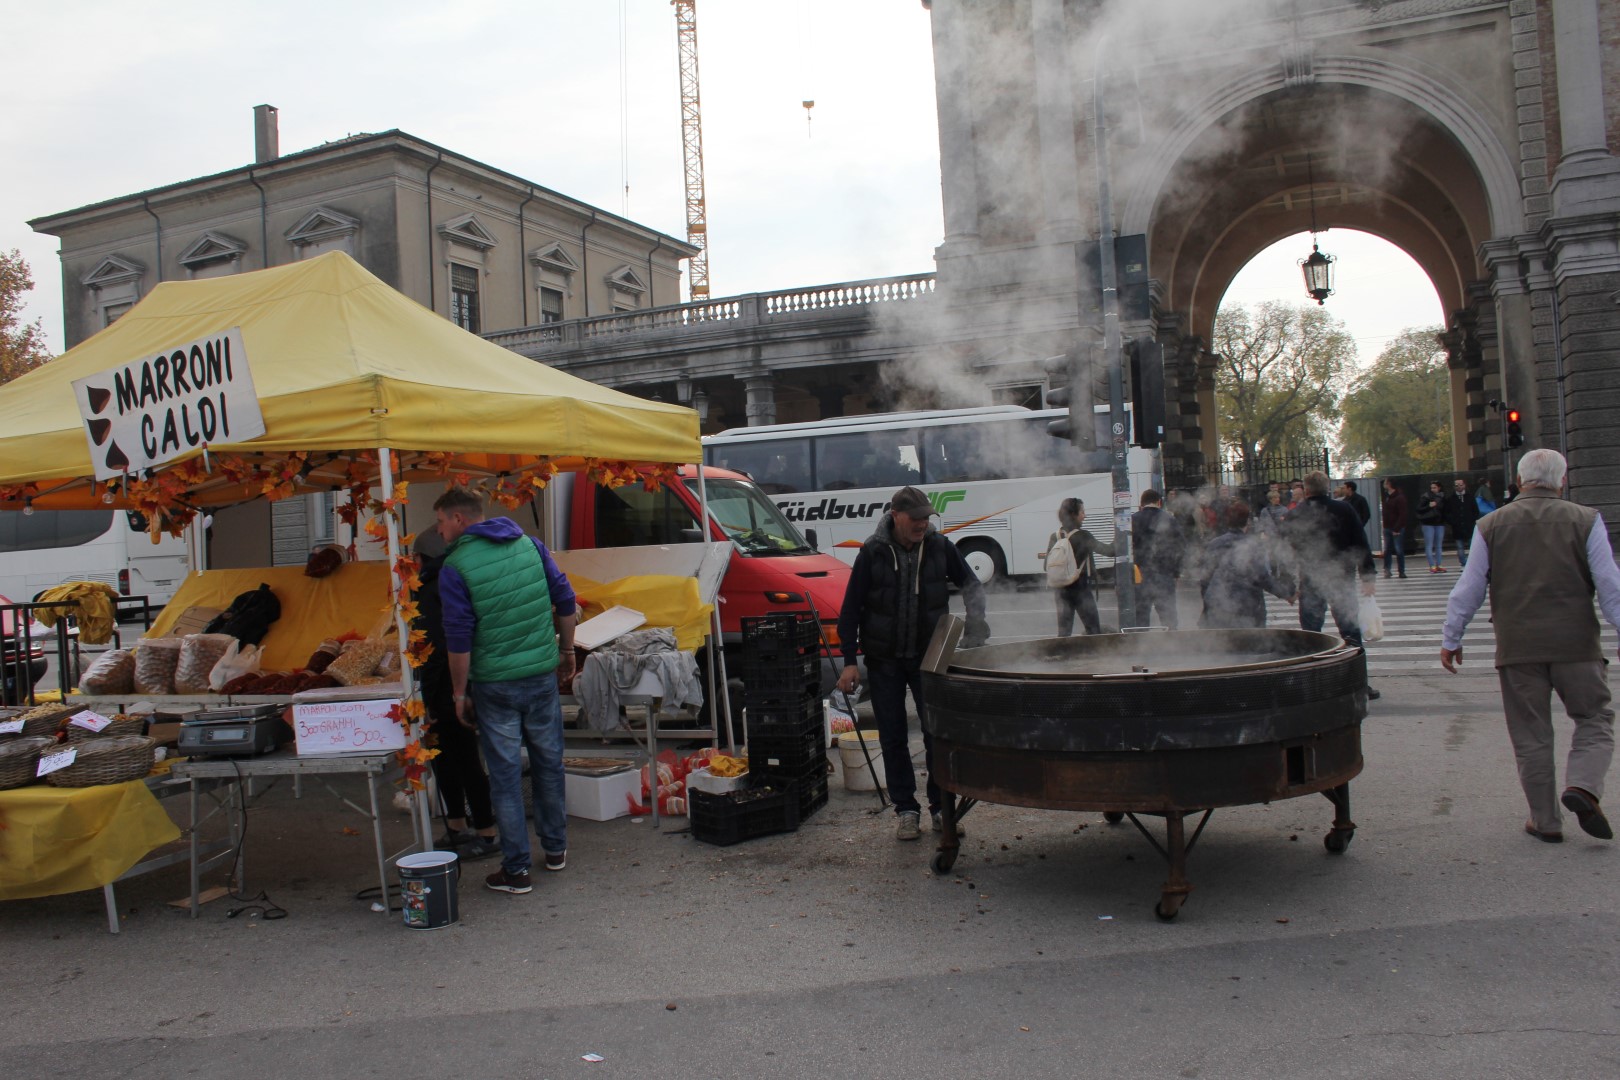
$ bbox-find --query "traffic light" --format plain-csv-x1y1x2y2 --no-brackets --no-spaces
1044,349,1095,450
1127,337,1166,450
1505,408,1524,449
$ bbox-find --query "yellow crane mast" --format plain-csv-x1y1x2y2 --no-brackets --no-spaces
672,0,710,300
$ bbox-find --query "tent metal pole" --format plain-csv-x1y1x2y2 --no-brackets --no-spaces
379,446,430,851
695,462,736,754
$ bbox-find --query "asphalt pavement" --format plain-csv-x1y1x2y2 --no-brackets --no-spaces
2,570,1616,1079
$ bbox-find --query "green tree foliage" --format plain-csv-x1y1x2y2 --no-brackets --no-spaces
1338,327,1451,473
1,249,53,384
1212,300,1355,465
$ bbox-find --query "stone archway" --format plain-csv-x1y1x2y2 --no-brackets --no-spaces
1126,71,1509,475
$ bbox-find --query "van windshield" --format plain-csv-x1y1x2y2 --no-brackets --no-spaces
688,478,813,556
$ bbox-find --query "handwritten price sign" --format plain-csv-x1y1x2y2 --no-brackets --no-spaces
291,699,406,756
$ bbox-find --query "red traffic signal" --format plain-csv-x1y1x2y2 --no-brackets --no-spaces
1506,409,1521,423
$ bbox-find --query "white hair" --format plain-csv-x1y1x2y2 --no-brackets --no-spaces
1517,448,1566,490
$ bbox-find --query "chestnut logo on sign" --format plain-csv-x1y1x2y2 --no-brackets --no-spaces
72,326,266,480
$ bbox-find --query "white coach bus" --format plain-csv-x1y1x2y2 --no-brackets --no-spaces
0,509,189,609
703,406,1154,585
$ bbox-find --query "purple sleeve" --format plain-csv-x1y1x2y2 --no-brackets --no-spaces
533,538,578,617
438,562,476,654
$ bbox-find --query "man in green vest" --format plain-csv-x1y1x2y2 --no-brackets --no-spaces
436,487,578,894
1441,449,1620,844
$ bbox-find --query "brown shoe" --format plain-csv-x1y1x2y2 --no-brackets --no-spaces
1560,788,1614,840
1524,821,1564,843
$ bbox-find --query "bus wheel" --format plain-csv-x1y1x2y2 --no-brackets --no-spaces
956,539,1006,586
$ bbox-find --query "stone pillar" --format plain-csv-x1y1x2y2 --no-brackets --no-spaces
1483,237,1534,469
1031,0,1084,243
1550,0,1620,215
743,376,777,427
929,0,983,253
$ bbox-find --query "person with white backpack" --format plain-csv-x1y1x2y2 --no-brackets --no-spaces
1047,497,1115,637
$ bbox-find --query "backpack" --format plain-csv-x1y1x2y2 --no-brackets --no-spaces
1045,530,1083,588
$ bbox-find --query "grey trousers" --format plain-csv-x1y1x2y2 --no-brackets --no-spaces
1498,660,1615,832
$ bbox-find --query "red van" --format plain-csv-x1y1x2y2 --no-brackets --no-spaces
548,465,851,658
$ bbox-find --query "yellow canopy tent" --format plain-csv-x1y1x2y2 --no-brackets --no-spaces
0,251,699,509
0,252,719,837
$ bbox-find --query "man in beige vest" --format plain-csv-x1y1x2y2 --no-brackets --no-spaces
1441,449,1620,842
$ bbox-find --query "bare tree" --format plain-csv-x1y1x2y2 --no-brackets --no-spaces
1212,300,1355,467
1,250,52,384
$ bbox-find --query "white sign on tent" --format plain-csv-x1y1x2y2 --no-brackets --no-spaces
71,326,267,480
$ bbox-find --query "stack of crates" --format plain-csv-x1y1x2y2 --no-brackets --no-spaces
740,612,830,824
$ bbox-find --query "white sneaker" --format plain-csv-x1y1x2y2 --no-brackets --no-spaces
931,812,964,837
895,811,921,841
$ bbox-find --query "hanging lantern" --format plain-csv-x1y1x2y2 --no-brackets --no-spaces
1298,151,1335,305
1300,244,1335,305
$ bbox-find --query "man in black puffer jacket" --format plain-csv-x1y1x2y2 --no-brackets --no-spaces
836,486,989,842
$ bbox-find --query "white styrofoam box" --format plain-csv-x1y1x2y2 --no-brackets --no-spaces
292,698,408,755
565,768,642,821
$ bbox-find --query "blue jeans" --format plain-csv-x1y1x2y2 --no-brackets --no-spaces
473,672,567,875
866,656,938,816
1422,524,1445,568
1298,573,1364,651
1382,529,1405,575
1454,535,1471,567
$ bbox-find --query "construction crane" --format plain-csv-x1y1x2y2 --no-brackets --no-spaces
672,0,710,300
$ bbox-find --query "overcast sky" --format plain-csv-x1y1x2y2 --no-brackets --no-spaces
2,0,1440,365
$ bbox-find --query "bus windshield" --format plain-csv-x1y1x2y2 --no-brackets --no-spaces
689,478,813,556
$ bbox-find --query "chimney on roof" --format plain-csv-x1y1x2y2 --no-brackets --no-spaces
254,104,280,164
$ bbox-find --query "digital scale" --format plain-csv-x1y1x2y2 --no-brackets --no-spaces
177,704,288,758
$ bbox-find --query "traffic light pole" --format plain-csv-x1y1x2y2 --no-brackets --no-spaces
1090,39,1136,629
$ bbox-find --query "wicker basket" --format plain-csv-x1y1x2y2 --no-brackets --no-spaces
44,735,157,788
64,715,147,743
16,705,78,739
0,735,57,790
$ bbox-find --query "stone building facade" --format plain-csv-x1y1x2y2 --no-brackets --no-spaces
29,107,695,351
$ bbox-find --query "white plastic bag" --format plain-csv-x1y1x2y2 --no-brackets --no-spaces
1360,595,1385,642
209,639,263,691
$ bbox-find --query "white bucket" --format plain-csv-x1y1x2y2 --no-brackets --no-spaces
837,730,885,792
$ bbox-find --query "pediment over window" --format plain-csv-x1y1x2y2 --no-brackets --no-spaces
605,264,647,295
437,213,498,251
82,255,144,289
285,206,361,246
528,241,579,275
179,231,247,269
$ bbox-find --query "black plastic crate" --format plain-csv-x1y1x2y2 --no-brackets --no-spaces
741,613,823,655
739,651,820,692
746,726,824,772
745,698,823,741
688,784,801,847
754,759,830,822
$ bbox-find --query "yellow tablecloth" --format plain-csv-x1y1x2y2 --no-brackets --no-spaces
0,780,181,901
572,574,713,652
146,562,393,672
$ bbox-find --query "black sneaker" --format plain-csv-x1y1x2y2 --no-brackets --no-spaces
436,827,477,849
461,836,502,861
1366,686,1382,701
543,850,567,872
485,868,532,894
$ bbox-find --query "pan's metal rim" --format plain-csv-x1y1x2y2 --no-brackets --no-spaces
945,636,1360,681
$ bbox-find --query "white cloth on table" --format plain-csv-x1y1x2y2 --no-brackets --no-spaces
574,628,703,732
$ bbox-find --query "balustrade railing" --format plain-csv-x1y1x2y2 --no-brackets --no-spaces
484,272,935,353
